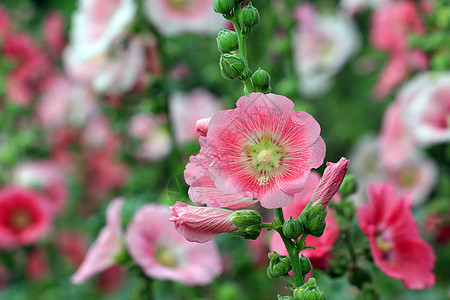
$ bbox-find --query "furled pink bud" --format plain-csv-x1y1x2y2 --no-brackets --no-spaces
195,118,211,137
170,202,239,243
310,157,349,207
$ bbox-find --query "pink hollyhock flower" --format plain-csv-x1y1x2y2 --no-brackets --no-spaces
144,0,225,36
126,204,223,285
310,157,349,207
357,182,435,289
294,3,360,96
13,161,67,214
270,172,340,260
71,198,124,284
401,72,450,145
0,5,10,38
0,187,53,249
55,230,87,267
199,93,325,209
170,202,239,243
196,118,211,137
170,89,223,145
43,12,66,55
26,248,49,281
128,113,172,160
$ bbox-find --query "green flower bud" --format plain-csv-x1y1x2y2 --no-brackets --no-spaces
238,2,260,32
267,252,291,279
282,216,304,239
338,174,358,197
213,0,235,15
216,29,239,53
298,204,327,237
278,296,295,300
293,278,326,300
251,68,271,93
219,53,245,80
299,254,312,275
229,210,262,239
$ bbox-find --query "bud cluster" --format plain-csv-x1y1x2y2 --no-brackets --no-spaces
267,252,292,279
292,278,326,300
229,209,262,240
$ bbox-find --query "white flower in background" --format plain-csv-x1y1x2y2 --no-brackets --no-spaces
144,0,225,36
294,3,360,96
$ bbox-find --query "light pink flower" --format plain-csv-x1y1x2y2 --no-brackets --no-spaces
357,182,435,289
310,157,349,207
144,0,225,36
200,93,325,209
170,202,239,243
294,3,360,96
270,172,340,260
0,187,53,249
71,198,124,284
170,89,223,145
43,12,66,55
128,113,172,160
13,161,67,214
126,204,223,285
0,5,10,38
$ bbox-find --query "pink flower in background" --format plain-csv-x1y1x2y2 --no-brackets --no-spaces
294,3,360,96
370,1,428,98
55,230,87,267
200,93,325,209
357,182,435,289
128,113,172,160
144,0,225,36
126,204,223,285
170,202,239,243
0,187,53,249
0,5,10,37
13,161,67,213
26,248,49,281
309,157,349,207
270,172,340,261
43,12,66,55
71,198,124,284
170,89,223,145
97,266,124,294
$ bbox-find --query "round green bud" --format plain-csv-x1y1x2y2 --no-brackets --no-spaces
338,174,358,197
216,29,239,53
239,2,260,28
298,204,327,237
267,252,291,279
251,68,271,93
213,0,235,15
282,216,303,239
219,53,245,80
299,254,312,275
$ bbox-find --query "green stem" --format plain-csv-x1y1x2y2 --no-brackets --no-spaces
274,208,303,288
262,222,275,229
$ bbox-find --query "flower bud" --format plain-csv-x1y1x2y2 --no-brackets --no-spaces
195,118,211,137
219,53,245,80
229,210,262,240
278,296,295,300
238,3,260,32
299,254,312,275
267,252,292,279
293,278,325,300
216,29,239,53
338,174,357,198
298,204,327,237
213,0,235,15
282,216,303,239
251,68,271,93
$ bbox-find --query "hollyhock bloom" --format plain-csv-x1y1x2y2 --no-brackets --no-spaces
170,89,223,145
13,161,67,214
26,248,49,281
170,202,239,243
43,12,66,55
0,5,10,38
0,187,53,249
66,0,136,66
401,73,450,145
128,113,172,160
357,182,435,289
71,198,124,284
197,93,325,209
270,172,340,260
144,0,225,36
294,3,360,96
126,204,222,285
55,230,87,267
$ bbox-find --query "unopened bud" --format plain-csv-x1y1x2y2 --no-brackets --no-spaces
278,296,295,300
251,68,271,93
339,174,358,197
213,0,235,15
282,216,303,239
217,29,239,53
299,254,312,275
293,278,325,300
229,210,262,240
298,204,327,237
239,2,260,32
267,252,291,279
219,53,245,80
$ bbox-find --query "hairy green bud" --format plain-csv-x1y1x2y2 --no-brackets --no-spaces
251,68,271,93
282,216,303,239
293,278,326,300
216,29,239,53
219,53,245,80
298,204,327,237
267,252,292,279
213,0,235,15
239,2,260,31
339,174,358,197
299,254,312,275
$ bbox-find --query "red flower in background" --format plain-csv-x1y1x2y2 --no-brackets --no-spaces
357,182,435,289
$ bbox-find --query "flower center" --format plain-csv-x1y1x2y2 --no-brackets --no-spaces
257,150,272,164
10,210,31,230
155,248,177,268
167,0,190,10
